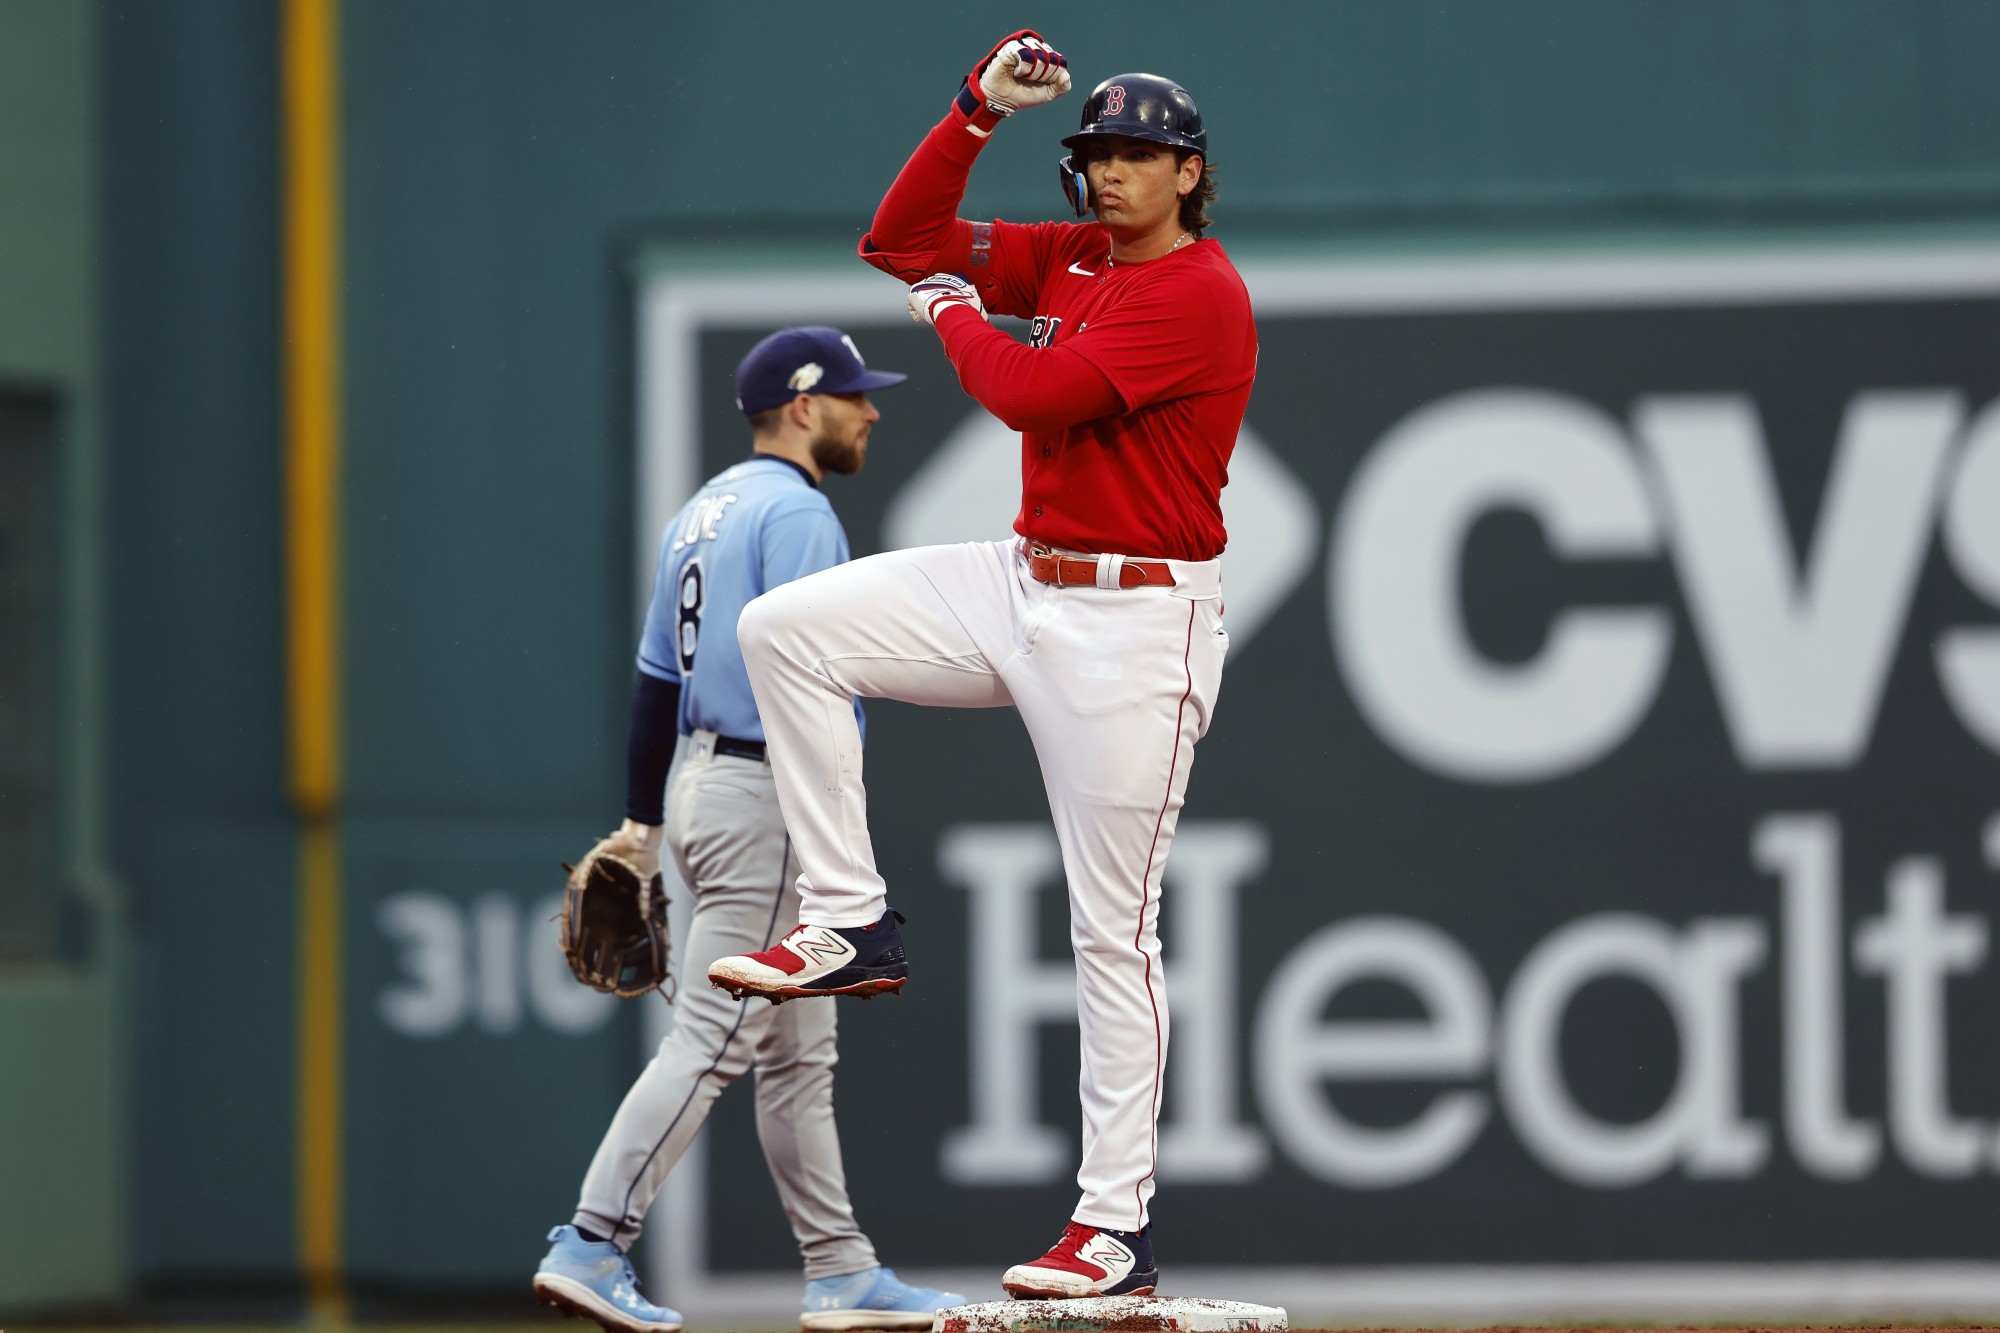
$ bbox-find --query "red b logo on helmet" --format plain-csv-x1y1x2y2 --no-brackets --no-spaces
1103,85,1126,115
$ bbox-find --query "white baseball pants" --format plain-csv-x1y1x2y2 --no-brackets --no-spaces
738,539,1228,1231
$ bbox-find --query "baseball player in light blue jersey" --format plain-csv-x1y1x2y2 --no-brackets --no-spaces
533,328,961,1333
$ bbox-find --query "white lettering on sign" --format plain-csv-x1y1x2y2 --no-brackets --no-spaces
1497,914,1768,1186
1937,398,2000,753
936,826,1070,1185
1635,391,1961,768
377,891,615,1038
1754,814,1880,1178
378,893,465,1037
1853,858,1988,1177
942,811,2000,1191
1330,387,2000,781
1330,388,1672,783
1255,917,1490,1187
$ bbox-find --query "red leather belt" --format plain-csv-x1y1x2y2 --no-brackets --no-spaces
1025,542,1176,590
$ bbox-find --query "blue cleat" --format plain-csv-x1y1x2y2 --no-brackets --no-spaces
801,1264,967,1330
533,1225,684,1333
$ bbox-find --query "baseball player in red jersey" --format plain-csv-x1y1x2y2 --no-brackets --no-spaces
709,32,1256,1299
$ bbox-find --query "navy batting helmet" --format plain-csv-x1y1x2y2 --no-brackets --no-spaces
1058,74,1206,217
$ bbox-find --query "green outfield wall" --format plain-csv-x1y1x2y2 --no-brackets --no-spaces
0,0,122,1313
2,0,1997,1316
100,0,299,1303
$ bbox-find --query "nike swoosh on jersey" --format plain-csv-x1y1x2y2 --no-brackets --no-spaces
1067,262,1095,276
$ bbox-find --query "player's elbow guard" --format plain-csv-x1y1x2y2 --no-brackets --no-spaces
858,236,945,285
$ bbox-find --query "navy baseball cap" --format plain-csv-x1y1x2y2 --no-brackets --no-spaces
734,326,908,416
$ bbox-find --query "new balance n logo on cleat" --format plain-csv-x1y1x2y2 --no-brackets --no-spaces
1002,1222,1158,1299
707,908,910,1003
792,928,858,969
1078,1235,1136,1273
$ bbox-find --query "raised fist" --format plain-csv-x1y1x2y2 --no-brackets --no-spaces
956,31,1071,132
978,34,1071,114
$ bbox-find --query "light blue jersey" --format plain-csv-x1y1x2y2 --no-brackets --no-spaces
638,455,862,741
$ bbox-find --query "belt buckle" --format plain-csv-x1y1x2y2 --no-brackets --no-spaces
1026,542,1064,586
1028,543,1141,589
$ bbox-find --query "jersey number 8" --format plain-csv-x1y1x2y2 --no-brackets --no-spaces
676,559,705,674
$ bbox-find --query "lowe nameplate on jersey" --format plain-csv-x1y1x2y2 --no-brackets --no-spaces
644,253,2000,1282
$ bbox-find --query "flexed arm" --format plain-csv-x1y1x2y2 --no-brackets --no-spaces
860,32,1071,282
907,280,1123,433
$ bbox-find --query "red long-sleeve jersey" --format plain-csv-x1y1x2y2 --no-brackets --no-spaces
859,112,1257,561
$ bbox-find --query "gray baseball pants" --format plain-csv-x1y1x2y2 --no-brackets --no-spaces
572,730,880,1278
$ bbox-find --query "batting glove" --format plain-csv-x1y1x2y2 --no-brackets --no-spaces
908,273,986,327
955,31,1071,135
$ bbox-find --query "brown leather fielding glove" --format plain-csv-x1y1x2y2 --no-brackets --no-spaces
558,833,671,1000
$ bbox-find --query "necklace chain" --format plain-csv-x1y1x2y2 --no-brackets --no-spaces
1110,232,1194,269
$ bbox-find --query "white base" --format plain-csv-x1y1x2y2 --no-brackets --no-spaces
648,1261,2000,1329
802,1313,938,1331
934,1297,1287,1333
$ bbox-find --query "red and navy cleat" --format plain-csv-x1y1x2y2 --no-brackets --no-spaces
707,908,908,1003
1001,1222,1158,1299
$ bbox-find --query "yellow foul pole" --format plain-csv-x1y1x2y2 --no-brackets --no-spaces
283,0,346,1315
